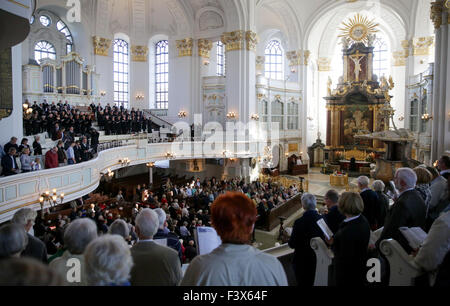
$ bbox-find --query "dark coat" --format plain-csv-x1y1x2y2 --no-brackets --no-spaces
1,154,18,176
323,205,345,234
361,189,382,230
22,233,48,264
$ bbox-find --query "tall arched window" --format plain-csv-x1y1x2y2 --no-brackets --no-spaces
373,37,389,79
217,41,225,76
265,40,284,80
113,39,129,109
56,20,74,54
34,41,56,63
155,40,169,109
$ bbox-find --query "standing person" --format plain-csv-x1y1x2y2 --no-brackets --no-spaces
33,136,42,156
321,189,345,234
372,180,390,227
130,209,182,286
377,168,426,254
56,140,67,167
74,141,83,164
4,137,19,156
182,192,288,286
413,167,433,218
288,193,324,286
327,192,371,286
80,137,90,161
438,156,450,180
1,148,19,176
20,147,32,173
358,176,382,230
426,166,448,228
44,146,59,169
66,142,76,165
18,138,32,155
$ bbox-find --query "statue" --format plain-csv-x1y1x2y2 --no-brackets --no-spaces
341,37,351,49
327,77,332,96
388,76,395,90
380,75,388,91
350,52,365,82
367,34,376,47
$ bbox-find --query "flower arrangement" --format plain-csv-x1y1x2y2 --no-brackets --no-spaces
365,152,376,163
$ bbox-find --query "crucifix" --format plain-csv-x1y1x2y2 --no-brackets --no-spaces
350,51,365,82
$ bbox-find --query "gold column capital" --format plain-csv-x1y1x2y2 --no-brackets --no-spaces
245,31,259,51
92,36,111,56
286,50,302,66
198,39,213,58
392,51,406,66
412,36,435,56
176,38,194,57
303,50,311,65
431,1,444,29
221,30,245,52
131,45,149,62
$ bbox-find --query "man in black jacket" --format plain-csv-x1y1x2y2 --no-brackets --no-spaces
322,189,345,234
377,168,426,254
288,193,324,286
11,208,48,264
153,208,183,264
1,147,19,176
358,176,383,230
438,155,450,180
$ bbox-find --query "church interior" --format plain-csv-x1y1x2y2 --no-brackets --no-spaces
0,0,449,288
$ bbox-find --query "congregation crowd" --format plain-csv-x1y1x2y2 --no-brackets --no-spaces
0,175,299,285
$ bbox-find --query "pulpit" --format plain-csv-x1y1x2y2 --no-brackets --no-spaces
288,154,308,175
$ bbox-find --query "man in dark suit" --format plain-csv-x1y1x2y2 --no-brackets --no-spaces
438,155,450,180
4,137,19,156
358,176,382,230
1,148,19,176
11,208,48,263
153,208,183,264
322,189,345,234
130,209,182,286
288,193,324,286
377,168,426,254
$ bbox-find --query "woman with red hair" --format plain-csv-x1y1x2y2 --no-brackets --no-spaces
181,192,288,286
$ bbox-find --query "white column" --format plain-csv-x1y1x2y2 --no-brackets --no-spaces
391,65,406,129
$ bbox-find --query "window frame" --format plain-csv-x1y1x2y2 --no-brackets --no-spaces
155,40,169,110
34,40,56,64
113,39,130,109
265,40,284,80
216,41,226,77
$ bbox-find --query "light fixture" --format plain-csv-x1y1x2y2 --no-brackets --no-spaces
227,112,237,119
203,59,210,66
146,162,155,168
166,152,175,159
398,116,405,122
101,168,115,181
250,114,260,121
136,93,145,100
229,158,237,162
119,158,130,166
421,113,433,122
285,152,290,157
178,111,187,118
23,103,29,110
39,189,64,211
100,90,107,96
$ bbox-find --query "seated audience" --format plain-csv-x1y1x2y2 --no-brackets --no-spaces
377,168,426,254
288,193,324,286
322,189,345,234
49,218,98,286
0,224,28,259
182,192,288,286
84,235,133,286
130,209,182,286
11,208,47,263
328,192,371,286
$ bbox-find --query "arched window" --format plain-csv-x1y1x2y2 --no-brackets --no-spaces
155,40,169,109
271,99,284,129
113,39,129,109
56,20,74,54
265,40,284,80
373,37,389,79
287,102,298,130
34,41,56,63
39,15,51,27
217,41,225,76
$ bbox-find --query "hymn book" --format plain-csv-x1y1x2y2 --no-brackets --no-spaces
316,219,334,240
399,227,427,250
194,227,222,255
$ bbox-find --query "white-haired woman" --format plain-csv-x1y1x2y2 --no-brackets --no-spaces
84,235,133,286
109,219,130,242
372,180,390,227
49,218,98,285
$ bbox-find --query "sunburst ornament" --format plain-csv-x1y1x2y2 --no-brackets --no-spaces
339,13,379,44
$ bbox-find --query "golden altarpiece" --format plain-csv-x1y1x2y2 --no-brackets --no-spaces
324,16,394,164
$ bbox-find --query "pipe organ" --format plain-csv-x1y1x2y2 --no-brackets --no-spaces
22,52,99,106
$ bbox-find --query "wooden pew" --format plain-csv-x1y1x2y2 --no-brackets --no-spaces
310,237,334,286
379,239,424,286
263,194,302,231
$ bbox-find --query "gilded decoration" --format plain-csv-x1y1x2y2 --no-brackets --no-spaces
392,51,406,66
93,36,111,56
256,56,265,71
338,13,379,44
245,31,258,51
318,57,332,71
221,31,245,52
430,1,443,29
198,39,213,58
176,38,193,57
412,37,434,56
131,45,149,62
303,50,311,65
257,93,267,100
286,50,301,66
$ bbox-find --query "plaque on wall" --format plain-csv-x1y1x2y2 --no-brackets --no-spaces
288,143,299,153
0,48,13,120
